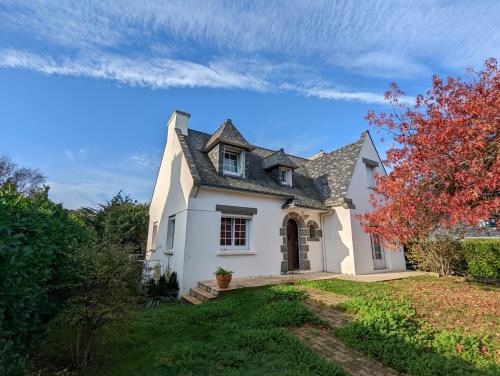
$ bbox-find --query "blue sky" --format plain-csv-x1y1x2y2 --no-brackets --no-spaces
1,0,499,208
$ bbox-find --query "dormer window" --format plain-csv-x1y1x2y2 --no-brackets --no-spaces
223,151,240,175
281,169,292,186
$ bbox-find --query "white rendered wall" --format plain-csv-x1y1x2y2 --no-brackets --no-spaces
323,207,356,274
146,113,194,290
181,188,325,293
345,135,406,274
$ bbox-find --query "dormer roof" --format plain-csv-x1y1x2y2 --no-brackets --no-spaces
262,148,299,170
203,119,254,152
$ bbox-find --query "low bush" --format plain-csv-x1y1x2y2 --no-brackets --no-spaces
34,242,143,370
462,239,500,281
406,238,463,276
145,267,179,307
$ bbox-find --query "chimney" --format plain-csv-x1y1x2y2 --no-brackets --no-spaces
167,110,191,135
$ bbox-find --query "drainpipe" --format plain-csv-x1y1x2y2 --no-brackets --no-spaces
320,210,334,272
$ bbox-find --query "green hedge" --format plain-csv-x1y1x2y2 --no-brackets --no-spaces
462,239,500,281
0,188,93,375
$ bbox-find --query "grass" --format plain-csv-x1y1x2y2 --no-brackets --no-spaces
299,276,500,376
77,285,347,376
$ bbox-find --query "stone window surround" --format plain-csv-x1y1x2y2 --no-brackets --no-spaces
279,212,311,273
306,220,322,242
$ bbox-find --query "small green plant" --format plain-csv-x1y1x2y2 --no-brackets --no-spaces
145,269,179,307
214,266,233,275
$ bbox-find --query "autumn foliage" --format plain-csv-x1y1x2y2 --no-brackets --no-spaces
360,58,499,246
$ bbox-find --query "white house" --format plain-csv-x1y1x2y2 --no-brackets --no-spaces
146,110,406,296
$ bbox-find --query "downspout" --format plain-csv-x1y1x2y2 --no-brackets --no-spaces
320,210,334,272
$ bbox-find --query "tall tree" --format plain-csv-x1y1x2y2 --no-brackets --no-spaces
0,154,45,196
360,58,499,246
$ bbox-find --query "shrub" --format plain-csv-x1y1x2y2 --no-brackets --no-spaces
42,242,142,369
0,188,93,375
462,239,500,281
145,268,179,307
406,238,463,276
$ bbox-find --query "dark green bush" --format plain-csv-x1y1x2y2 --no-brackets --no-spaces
462,239,500,281
0,188,93,375
145,269,179,307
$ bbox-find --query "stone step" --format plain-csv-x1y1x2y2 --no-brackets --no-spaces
198,281,220,296
190,287,217,302
181,294,203,305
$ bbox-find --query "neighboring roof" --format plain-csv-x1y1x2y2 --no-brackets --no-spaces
176,121,369,210
304,132,368,206
262,148,299,170
203,119,254,152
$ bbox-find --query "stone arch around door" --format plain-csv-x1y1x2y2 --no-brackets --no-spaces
280,212,310,273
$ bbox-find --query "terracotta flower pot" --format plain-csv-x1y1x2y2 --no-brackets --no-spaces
216,274,232,289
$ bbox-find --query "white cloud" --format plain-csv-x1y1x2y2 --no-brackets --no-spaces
128,153,153,168
0,49,268,90
0,48,402,105
1,0,498,77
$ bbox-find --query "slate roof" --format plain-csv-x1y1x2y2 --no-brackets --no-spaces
177,124,368,211
262,148,299,170
304,132,367,207
203,119,254,152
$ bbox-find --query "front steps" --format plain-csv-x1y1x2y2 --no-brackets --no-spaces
181,281,220,305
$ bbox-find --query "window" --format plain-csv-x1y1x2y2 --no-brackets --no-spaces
151,221,158,251
281,169,292,186
220,216,250,249
370,234,382,260
366,165,375,187
166,215,176,250
223,151,240,175
309,225,316,238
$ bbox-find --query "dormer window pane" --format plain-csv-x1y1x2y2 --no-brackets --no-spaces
223,151,240,174
281,170,287,183
281,169,292,186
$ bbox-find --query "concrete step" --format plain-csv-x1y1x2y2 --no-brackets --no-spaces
181,294,203,305
198,281,220,296
190,287,217,302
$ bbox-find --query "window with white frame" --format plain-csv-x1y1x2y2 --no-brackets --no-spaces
166,215,176,250
370,234,383,259
366,165,376,187
220,216,250,250
223,151,240,175
151,221,158,251
280,169,292,186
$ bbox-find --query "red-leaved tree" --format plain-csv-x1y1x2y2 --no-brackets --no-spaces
360,58,499,247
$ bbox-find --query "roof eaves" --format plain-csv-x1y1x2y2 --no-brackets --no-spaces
175,128,202,185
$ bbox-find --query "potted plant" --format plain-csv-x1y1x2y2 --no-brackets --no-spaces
215,266,233,289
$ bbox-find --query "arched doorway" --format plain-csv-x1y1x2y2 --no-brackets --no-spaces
287,219,300,270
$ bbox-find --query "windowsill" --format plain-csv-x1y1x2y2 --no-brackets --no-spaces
217,250,256,256
223,170,242,176
165,250,174,255
367,185,376,189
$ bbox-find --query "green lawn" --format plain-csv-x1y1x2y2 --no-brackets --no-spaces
35,277,498,375
83,285,346,376
298,276,500,376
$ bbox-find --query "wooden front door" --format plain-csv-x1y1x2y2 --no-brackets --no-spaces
287,219,300,270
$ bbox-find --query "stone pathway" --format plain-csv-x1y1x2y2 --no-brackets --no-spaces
290,288,401,376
